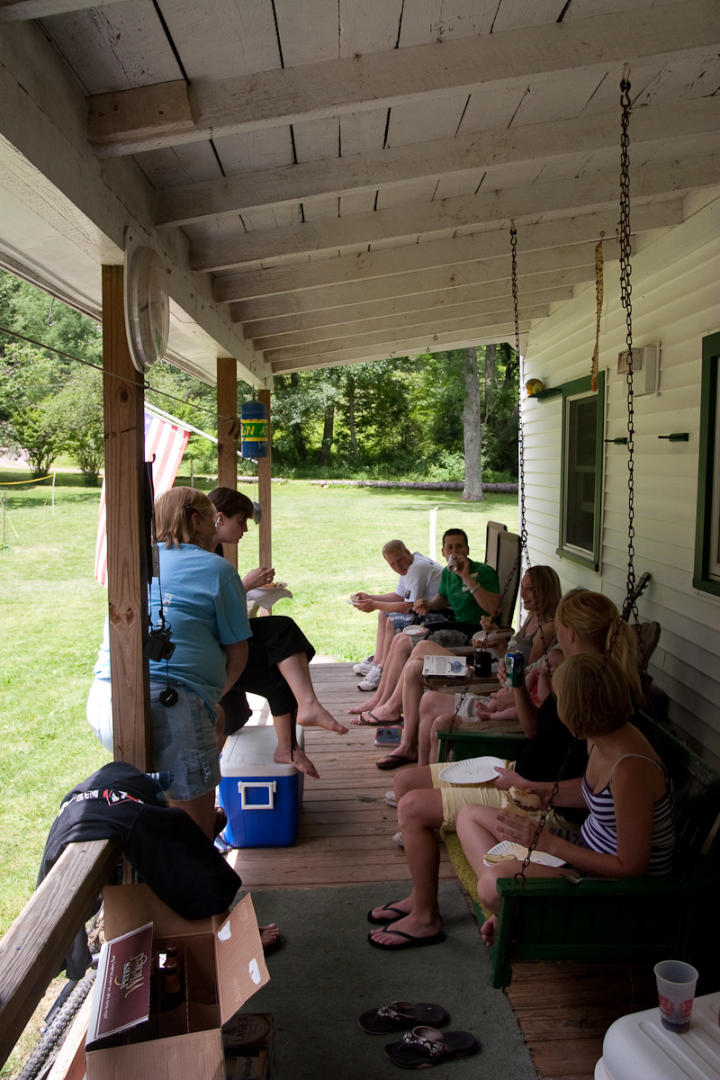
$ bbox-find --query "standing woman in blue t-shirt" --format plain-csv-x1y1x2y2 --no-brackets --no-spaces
88,487,252,839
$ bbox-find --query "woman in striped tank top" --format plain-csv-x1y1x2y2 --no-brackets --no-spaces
457,652,674,945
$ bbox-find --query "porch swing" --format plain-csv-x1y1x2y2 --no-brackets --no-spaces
435,76,720,990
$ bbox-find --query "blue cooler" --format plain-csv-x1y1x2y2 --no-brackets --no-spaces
218,726,304,847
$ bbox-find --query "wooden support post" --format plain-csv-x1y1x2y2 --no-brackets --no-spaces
257,387,272,568
216,356,238,568
102,265,150,769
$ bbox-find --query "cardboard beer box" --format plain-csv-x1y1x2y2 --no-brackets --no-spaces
85,884,269,1080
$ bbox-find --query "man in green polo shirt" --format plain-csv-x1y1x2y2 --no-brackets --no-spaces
414,527,500,632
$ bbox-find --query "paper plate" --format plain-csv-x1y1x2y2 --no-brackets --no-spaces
483,840,565,868
438,756,505,785
402,625,429,638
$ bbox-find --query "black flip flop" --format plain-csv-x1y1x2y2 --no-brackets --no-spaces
384,1025,479,1068
368,928,446,950
359,1002,449,1035
376,753,417,771
367,901,407,925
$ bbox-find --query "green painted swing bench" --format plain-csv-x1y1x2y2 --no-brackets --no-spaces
437,716,720,989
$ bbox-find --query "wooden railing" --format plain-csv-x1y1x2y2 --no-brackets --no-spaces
0,840,116,1067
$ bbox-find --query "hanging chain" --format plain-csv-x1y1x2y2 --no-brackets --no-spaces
510,224,528,564
591,236,604,392
619,77,638,627
514,778,560,882
511,222,553,884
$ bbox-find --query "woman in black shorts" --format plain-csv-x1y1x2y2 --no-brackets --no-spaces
209,487,347,779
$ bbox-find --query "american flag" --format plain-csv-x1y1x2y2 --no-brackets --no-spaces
94,408,190,585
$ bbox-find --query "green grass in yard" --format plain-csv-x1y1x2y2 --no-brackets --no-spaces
0,473,517,936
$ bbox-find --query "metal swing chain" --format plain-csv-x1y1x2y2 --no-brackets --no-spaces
510,224,554,883
510,224,528,563
619,78,638,624
606,76,640,668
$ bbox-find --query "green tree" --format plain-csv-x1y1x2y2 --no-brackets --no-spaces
50,367,105,484
0,343,66,473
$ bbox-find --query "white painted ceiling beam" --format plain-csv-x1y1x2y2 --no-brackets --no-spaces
263,315,540,363
214,202,681,303
267,323,532,372
158,99,718,227
87,1,717,156
230,245,610,323
0,0,120,20
192,155,718,271
243,287,574,343
236,268,591,328
252,303,552,354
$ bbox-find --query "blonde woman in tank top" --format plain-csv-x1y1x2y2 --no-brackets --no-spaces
457,652,673,946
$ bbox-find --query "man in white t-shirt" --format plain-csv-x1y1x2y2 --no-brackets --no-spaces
351,540,442,689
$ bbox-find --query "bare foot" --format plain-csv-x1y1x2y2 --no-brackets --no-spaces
296,702,348,733
274,745,319,779
369,897,412,922
348,697,380,715
260,923,281,953
369,911,443,946
480,915,497,947
358,704,400,725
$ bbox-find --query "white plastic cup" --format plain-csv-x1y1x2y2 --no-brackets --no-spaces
654,960,699,1033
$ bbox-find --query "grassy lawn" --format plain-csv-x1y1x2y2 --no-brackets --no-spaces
0,473,517,936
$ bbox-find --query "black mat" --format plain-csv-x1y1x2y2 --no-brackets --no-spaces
242,879,538,1079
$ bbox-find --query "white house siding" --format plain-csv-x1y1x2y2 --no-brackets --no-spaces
523,188,720,766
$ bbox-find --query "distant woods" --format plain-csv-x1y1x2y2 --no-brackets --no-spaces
0,271,518,489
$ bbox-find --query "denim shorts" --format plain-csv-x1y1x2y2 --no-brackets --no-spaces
149,680,220,801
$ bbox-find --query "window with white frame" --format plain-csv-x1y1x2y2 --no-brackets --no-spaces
558,372,605,570
694,332,720,597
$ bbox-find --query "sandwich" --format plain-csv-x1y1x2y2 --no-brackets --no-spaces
504,786,543,819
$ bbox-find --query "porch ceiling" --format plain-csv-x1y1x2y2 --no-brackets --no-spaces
0,0,718,386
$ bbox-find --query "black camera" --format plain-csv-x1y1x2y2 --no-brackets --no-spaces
144,626,175,662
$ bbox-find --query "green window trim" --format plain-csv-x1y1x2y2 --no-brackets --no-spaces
693,332,720,598
556,371,605,571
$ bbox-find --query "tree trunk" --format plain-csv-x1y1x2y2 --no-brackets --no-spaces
318,402,334,464
289,373,307,462
462,346,484,501
483,343,497,425
346,376,359,461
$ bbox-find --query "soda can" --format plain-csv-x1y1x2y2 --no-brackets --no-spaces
505,650,525,689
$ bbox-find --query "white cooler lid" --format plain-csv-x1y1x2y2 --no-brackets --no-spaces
600,992,720,1080
220,725,304,777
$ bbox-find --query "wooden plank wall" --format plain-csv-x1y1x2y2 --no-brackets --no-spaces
523,192,720,768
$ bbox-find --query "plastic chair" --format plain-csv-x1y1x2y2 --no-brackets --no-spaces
484,521,507,571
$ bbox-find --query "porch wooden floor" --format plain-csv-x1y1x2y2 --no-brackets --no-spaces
228,661,656,1080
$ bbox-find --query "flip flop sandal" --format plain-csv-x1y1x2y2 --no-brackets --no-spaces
384,1026,479,1069
376,753,417,771
358,1002,449,1035
367,901,407,925
352,710,393,726
368,928,446,950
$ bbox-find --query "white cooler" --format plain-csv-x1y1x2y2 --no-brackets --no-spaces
595,992,720,1080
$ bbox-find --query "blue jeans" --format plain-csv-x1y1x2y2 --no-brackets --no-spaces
149,680,220,800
